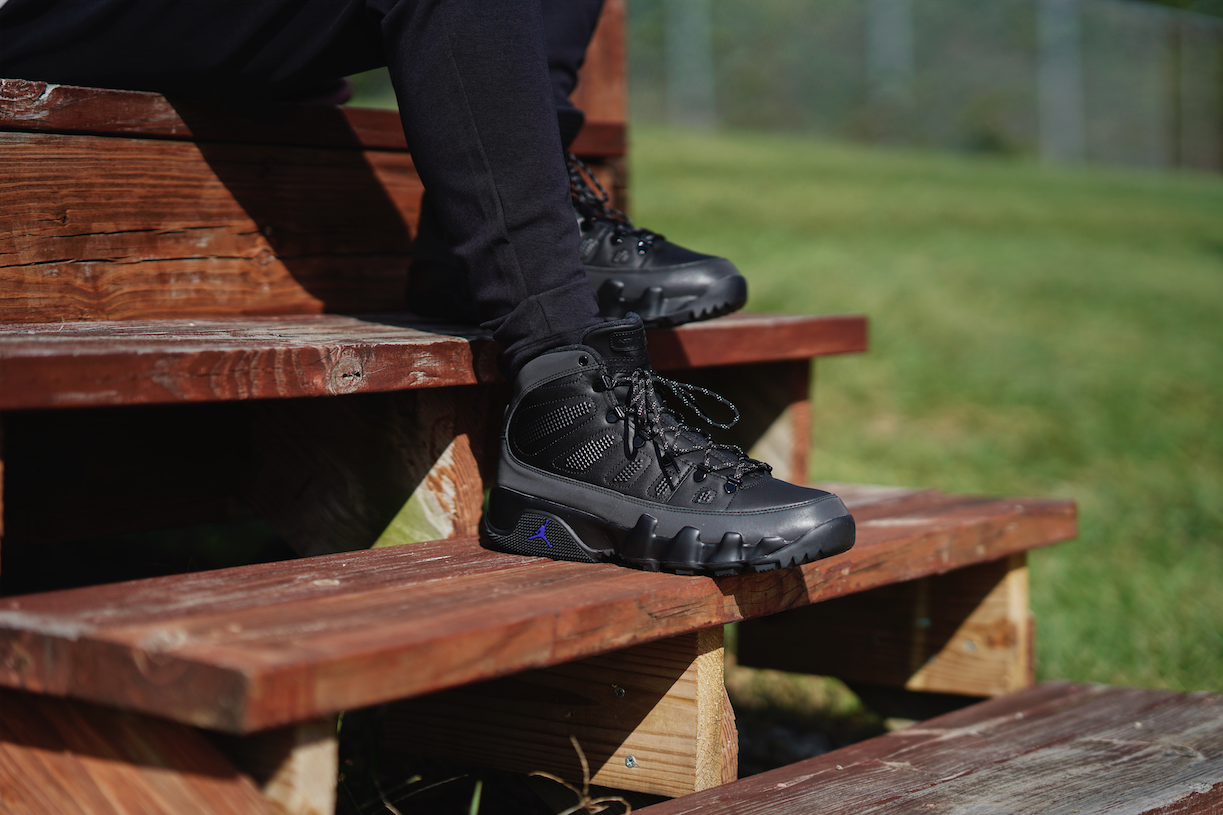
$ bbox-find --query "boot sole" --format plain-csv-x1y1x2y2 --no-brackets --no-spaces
591,273,748,328
481,487,855,577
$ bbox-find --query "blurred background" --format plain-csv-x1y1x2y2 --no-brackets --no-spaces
630,0,1223,170
350,0,1223,770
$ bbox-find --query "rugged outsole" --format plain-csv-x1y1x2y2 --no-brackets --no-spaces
592,274,748,328
481,488,855,577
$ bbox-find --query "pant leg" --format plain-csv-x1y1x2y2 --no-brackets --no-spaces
0,0,600,377
373,0,599,374
541,0,605,148
0,0,384,98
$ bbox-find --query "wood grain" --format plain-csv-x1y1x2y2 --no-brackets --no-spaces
719,687,738,786
0,689,272,815
738,553,1034,698
634,682,1223,815
0,488,1075,734
386,629,728,798
0,79,624,156
0,313,865,409
1,131,420,322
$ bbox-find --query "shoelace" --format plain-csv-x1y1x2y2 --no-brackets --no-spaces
607,367,771,492
566,152,661,256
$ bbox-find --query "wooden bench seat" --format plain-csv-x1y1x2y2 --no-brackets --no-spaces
0,486,1074,735
633,681,1223,815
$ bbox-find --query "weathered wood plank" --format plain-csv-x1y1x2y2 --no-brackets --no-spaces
738,553,1034,698
633,682,1223,815
647,312,868,370
386,629,729,798
0,78,624,156
0,689,273,815
0,488,1075,733
0,131,420,322
0,313,865,409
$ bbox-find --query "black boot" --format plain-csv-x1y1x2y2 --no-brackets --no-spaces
406,157,749,328
482,315,855,575
567,153,747,327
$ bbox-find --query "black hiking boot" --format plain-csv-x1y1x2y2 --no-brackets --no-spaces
482,315,855,575
567,153,748,327
406,156,748,328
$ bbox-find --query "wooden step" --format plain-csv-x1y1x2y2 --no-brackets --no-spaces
633,681,1223,815
0,486,1074,734
1,76,624,325
0,312,867,409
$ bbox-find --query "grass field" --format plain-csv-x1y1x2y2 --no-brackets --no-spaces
628,126,1223,692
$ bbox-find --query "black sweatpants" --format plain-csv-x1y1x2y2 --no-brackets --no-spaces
0,0,605,376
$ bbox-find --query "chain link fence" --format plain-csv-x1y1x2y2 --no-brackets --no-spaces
629,0,1223,171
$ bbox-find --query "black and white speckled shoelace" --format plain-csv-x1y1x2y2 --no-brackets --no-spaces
606,367,771,493
567,152,661,256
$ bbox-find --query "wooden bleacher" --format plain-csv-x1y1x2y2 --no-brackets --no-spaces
5,2,1205,813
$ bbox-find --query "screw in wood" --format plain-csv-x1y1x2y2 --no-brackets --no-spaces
625,756,637,768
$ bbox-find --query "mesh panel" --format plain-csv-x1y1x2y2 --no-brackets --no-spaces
613,456,649,484
650,472,675,499
520,399,594,447
564,433,616,472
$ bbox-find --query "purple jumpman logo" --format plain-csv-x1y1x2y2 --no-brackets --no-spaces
527,520,552,548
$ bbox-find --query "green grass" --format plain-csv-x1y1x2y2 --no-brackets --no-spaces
629,126,1223,692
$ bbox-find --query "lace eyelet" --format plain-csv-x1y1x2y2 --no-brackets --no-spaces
606,410,619,423
577,355,589,366
724,478,741,494
693,470,707,483
633,436,646,448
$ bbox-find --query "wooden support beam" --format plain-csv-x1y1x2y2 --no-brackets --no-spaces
0,690,273,814
385,629,735,799
737,553,1033,698
209,718,338,815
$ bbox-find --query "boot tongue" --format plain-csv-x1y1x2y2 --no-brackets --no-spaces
581,315,650,373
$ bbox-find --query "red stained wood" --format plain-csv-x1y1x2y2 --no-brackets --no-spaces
647,312,868,369
0,313,865,409
634,682,1223,815
1,131,422,322
0,689,272,814
0,79,623,156
0,488,1074,733
570,0,626,124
